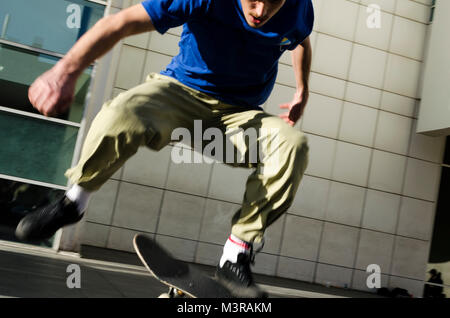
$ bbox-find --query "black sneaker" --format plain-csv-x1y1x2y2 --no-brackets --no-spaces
215,250,268,298
15,196,83,242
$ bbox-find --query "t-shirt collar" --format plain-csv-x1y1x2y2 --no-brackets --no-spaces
234,0,287,37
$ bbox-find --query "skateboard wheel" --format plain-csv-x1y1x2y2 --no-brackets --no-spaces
158,293,171,298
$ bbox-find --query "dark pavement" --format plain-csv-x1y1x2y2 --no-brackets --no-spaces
0,242,383,298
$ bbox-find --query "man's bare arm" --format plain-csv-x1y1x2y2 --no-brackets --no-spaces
291,36,312,96
279,37,312,126
61,4,155,76
29,4,155,116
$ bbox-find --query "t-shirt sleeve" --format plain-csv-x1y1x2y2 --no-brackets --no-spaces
287,0,314,50
141,0,211,34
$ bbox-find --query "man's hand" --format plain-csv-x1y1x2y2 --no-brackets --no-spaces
28,3,155,117
279,88,309,126
28,61,78,117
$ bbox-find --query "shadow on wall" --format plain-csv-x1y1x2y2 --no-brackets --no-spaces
425,136,450,298
429,137,450,263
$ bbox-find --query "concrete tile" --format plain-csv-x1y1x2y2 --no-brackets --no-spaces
312,33,353,79
142,51,173,80
290,175,331,220
309,72,346,100
199,199,240,245
391,237,429,280
80,222,110,248
195,242,222,266
167,26,183,36
115,45,147,89
395,0,431,23
277,257,316,283
362,189,401,234
304,134,337,179
166,151,213,196
332,141,372,187
280,215,323,261
384,53,422,98
360,0,397,14
208,163,252,204
345,82,382,109
252,253,278,276
264,214,286,255
354,6,393,51
339,102,378,148
122,146,172,189
107,227,142,253
325,181,366,227
380,91,416,117
390,16,427,60
374,111,413,155
276,63,296,87
397,197,435,240
155,235,197,263
349,44,388,89
148,32,180,56
355,229,395,273
86,179,119,225
112,182,163,232
317,0,358,40
124,24,151,49
302,93,343,139
318,223,359,268
368,150,407,194
403,158,441,201
157,191,205,240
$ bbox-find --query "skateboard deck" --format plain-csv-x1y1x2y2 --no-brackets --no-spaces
133,233,232,298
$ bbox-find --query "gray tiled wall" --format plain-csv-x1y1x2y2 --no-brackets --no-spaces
80,0,445,297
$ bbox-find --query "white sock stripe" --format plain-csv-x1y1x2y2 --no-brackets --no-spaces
219,234,250,268
228,235,250,250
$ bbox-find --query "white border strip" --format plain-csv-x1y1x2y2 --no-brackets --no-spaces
0,106,81,128
87,0,108,6
0,40,96,68
259,284,348,298
0,39,64,59
0,174,68,191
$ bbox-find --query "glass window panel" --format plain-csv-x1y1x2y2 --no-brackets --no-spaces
0,0,104,54
0,177,63,247
0,43,92,123
0,112,78,186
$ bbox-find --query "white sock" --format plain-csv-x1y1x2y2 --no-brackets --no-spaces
65,184,92,215
219,234,251,268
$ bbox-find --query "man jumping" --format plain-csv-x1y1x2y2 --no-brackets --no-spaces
16,0,314,298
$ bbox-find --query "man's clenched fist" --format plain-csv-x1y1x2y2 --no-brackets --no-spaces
28,61,78,117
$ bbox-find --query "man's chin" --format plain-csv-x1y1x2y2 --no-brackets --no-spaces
247,20,266,28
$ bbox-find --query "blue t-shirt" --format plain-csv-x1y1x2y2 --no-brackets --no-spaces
141,0,314,109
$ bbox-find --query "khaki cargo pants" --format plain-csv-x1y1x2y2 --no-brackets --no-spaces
65,73,309,243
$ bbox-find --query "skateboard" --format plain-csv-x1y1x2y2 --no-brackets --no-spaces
133,233,232,298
